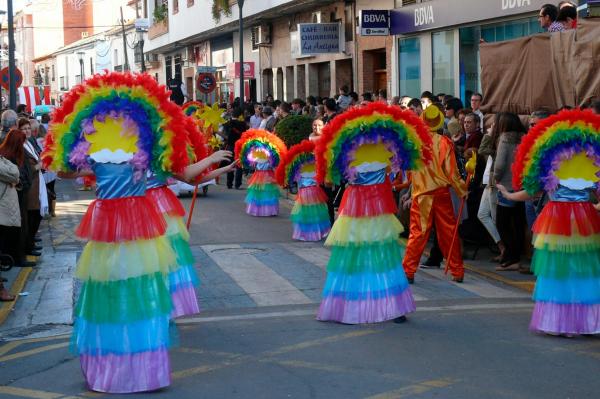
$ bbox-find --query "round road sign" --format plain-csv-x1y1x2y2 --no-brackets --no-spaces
0,67,23,91
196,73,216,94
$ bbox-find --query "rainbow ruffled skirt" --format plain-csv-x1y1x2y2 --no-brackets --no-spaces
529,201,600,335
317,180,415,324
291,185,331,241
245,169,279,216
147,186,200,318
72,196,175,393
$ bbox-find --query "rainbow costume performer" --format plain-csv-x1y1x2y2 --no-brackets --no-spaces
42,72,195,392
146,115,207,318
315,103,432,324
181,100,204,117
512,109,600,335
276,140,330,241
235,129,287,216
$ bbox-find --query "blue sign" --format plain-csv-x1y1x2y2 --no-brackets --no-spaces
298,23,343,55
360,10,390,36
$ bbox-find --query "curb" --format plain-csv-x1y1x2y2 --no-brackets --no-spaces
398,237,535,293
0,267,33,326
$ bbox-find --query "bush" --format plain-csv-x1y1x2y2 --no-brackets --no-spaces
275,115,312,147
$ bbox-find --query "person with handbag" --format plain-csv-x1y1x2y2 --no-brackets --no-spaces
0,130,27,300
492,113,527,271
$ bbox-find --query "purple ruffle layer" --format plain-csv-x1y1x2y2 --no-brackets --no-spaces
530,301,600,335
80,348,171,393
292,226,330,242
316,288,416,324
171,286,200,318
246,203,279,217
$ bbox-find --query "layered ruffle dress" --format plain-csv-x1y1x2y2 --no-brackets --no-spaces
146,174,200,318
529,184,600,335
290,172,330,241
72,161,176,393
245,160,279,216
317,165,416,324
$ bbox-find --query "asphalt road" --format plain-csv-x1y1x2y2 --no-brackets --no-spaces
0,180,598,399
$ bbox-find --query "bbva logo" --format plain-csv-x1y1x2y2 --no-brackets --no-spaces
502,0,531,10
414,5,434,26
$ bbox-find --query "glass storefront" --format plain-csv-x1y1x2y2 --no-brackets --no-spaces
458,16,544,103
432,30,454,95
398,37,421,98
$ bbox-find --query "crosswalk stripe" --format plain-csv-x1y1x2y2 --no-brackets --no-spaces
279,242,330,270
202,244,312,306
420,268,528,299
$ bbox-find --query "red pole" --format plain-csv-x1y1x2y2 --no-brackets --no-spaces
186,185,199,230
444,173,472,275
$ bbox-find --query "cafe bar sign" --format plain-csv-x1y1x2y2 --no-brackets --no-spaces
297,23,344,55
390,0,550,35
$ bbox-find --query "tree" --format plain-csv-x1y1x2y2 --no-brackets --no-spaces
212,0,232,23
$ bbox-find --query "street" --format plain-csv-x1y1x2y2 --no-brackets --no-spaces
0,179,598,399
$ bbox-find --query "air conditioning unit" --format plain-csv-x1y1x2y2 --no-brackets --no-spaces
256,24,271,45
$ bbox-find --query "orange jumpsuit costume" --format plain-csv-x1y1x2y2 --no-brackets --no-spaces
403,133,467,280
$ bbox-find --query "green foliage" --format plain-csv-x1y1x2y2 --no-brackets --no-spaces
275,115,313,147
212,0,232,23
153,3,168,23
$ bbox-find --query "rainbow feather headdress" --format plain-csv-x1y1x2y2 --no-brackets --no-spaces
315,102,433,185
42,72,198,179
182,101,204,117
512,110,600,195
235,129,287,169
276,140,316,188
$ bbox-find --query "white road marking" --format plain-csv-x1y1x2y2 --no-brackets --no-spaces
280,242,330,270
202,244,312,306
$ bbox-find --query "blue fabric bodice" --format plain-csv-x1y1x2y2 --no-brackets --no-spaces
350,169,386,186
299,176,317,188
255,161,272,171
92,162,146,199
147,172,167,189
549,185,591,202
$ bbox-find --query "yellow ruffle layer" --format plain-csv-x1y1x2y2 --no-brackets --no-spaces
76,236,176,282
325,214,404,246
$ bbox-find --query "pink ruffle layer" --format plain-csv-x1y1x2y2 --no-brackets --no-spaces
316,288,416,324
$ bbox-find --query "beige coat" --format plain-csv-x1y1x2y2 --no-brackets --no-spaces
0,156,21,227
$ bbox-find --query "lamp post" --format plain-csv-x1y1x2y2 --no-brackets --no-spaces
8,0,17,110
238,0,244,107
137,30,146,72
0,10,6,111
77,51,85,83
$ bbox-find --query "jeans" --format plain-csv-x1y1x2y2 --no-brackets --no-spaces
477,186,501,243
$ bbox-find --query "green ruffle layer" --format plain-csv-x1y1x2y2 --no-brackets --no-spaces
327,240,405,274
532,248,600,279
290,203,330,224
75,271,171,324
246,183,280,200
167,233,194,266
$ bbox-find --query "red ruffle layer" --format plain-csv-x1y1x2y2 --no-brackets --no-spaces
533,201,600,237
248,170,276,185
146,186,186,217
339,180,397,217
76,196,167,242
296,185,328,205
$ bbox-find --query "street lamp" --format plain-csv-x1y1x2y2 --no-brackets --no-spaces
238,0,245,106
77,51,85,83
137,30,146,72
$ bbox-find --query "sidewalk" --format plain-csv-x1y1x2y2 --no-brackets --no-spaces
0,179,93,339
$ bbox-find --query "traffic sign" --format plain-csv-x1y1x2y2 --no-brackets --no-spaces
0,67,23,90
196,73,216,94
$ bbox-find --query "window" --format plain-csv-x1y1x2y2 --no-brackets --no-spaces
59,76,65,90
432,30,454,95
344,4,353,41
398,37,421,98
174,54,182,81
165,55,172,80
90,57,94,75
480,17,543,43
51,65,55,82
173,0,178,14
251,26,259,51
